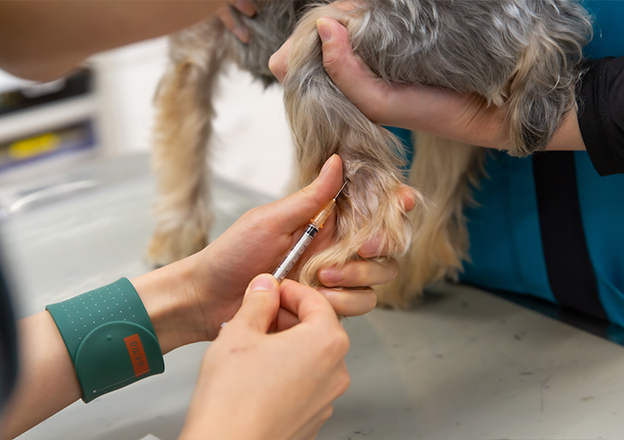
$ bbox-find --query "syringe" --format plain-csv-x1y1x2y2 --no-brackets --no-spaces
272,181,348,282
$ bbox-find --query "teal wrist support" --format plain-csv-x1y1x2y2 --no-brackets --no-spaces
46,278,165,403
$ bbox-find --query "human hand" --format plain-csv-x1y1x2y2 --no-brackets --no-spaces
132,155,413,353
192,154,415,339
270,13,584,151
216,0,256,42
269,14,507,148
179,274,350,440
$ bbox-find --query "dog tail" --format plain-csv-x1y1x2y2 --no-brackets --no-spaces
283,5,422,288
147,17,234,266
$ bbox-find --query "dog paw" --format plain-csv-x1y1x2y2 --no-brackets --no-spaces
298,164,420,296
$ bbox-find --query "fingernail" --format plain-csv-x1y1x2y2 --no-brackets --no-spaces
317,19,333,43
319,154,336,178
235,0,256,17
320,267,344,284
233,25,250,43
359,237,382,258
248,274,276,293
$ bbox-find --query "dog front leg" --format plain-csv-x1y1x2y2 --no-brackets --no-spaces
283,4,421,303
377,136,485,308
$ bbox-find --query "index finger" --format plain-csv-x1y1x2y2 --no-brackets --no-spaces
279,280,341,328
232,0,256,17
216,6,250,42
269,37,292,83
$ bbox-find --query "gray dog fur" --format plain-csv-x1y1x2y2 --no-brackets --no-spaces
148,0,592,306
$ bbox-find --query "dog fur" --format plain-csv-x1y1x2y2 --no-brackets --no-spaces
147,0,592,307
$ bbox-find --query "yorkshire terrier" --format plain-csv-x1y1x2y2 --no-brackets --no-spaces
147,0,591,307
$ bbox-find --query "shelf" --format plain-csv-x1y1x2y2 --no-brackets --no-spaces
0,95,98,144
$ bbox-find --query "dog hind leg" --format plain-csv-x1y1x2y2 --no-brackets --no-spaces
147,18,234,266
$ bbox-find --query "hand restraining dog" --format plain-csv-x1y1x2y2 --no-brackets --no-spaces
147,0,591,307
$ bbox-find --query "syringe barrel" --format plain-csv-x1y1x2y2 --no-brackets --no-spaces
272,224,319,282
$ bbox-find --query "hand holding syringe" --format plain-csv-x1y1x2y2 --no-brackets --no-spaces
272,181,348,282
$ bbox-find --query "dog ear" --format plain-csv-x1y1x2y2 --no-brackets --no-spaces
504,16,589,156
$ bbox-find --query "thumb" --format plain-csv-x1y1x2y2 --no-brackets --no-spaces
271,154,344,232
269,37,291,83
317,17,389,124
230,274,280,333
317,18,373,90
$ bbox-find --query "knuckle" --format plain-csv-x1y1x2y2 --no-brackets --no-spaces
337,370,351,396
347,262,368,286
326,328,350,356
359,290,378,313
268,53,284,80
321,51,346,81
387,259,399,280
325,289,347,313
332,364,351,397
217,9,235,30
321,405,334,422
354,262,368,280
322,53,339,77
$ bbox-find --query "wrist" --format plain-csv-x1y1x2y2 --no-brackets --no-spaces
131,255,212,354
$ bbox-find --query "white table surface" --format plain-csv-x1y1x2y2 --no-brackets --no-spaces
2,154,623,440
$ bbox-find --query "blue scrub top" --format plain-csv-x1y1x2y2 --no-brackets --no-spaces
459,1,624,328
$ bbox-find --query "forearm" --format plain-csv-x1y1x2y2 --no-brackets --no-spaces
385,85,586,152
0,312,81,438
576,56,624,175
0,0,228,81
0,254,216,437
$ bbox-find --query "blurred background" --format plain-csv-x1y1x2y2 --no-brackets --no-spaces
0,36,295,196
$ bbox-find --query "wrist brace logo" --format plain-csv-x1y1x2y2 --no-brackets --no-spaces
124,333,150,377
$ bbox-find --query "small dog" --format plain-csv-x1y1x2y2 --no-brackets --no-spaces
147,0,592,307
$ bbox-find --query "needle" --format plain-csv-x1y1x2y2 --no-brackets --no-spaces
272,181,348,282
